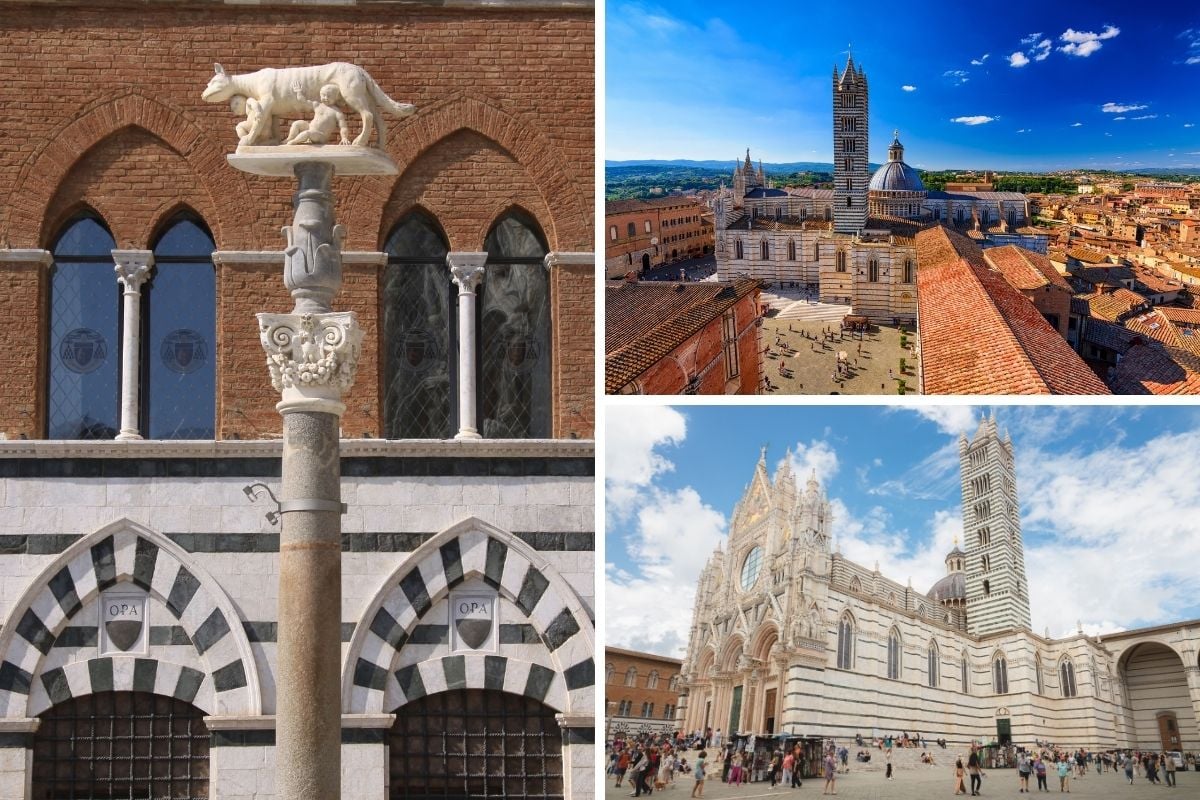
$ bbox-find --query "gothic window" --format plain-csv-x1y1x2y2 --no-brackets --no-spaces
1060,659,1077,697
928,641,940,688
933,208,941,221
787,240,796,260
813,242,820,261
735,240,744,259
627,222,636,237
962,653,971,694
383,211,453,438
983,579,990,595
836,251,846,272
845,179,852,191
647,670,660,690
143,216,216,439
887,629,902,680
774,207,782,221
981,554,990,574
978,528,991,547
824,207,832,221
868,258,878,282
618,699,632,716
760,240,770,260
48,214,120,439
1035,659,1044,694
1008,210,1016,227
606,663,616,683
625,667,637,687
663,704,675,720
843,157,852,171
480,209,551,439
981,209,990,226
845,196,852,208
993,655,1009,694
849,577,862,593
723,311,739,381
903,259,914,283
836,614,855,670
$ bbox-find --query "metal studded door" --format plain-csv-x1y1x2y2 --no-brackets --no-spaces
32,691,209,799
389,689,563,799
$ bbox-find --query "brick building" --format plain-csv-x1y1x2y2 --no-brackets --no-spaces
604,197,713,278
0,2,594,799
604,647,683,738
605,277,764,395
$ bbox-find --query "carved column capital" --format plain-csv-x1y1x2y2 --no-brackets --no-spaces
258,311,363,415
447,252,487,293
111,250,154,293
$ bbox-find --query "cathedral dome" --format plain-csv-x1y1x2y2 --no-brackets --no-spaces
928,571,966,603
868,131,926,193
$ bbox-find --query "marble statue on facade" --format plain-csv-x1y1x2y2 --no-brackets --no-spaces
202,62,416,147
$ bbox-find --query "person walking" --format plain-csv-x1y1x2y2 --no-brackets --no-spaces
954,757,967,795
1056,758,1070,793
1146,754,1159,785
768,751,781,788
615,748,630,787
1124,753,1134,784
968,748,982,796
781,750,794,790
1164,753,1176,787
1035,757,1048,792
885,747,894,780
822,750,837,795
691,751,707,799
1018,752,1032,793
791,745,803,788
729,750,743,787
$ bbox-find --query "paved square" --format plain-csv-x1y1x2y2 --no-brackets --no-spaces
605,764,1197,800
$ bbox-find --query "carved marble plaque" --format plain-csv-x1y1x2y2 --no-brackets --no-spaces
451,593,497,653
99,591,148,655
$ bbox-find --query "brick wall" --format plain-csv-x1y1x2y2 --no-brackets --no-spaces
0,2,594,439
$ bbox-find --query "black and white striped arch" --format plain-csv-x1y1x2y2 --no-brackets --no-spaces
344,517,594,715
0,519,261,718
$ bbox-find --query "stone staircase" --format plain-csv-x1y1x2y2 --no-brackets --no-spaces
759,289,853,322
844,744,969,773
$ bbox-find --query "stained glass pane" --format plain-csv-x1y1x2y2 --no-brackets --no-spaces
146,219,215,439
384,213,453,439
480,211,550,439
49,217,120,439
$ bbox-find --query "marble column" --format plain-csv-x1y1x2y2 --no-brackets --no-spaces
447,252,487,440
112,250,153,441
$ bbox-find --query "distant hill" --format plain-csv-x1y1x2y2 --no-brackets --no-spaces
607,159,880,173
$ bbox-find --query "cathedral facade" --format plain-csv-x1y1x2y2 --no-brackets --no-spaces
714,56,1031,325
677,417,1200,754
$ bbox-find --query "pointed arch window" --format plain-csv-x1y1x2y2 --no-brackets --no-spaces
787,240,796,261
144,216,215,439
868,257,879,282
760,241,770,260
735,240,744,259
903,258,914,283
647,670,660,690
836,251,846,273
624,667,637,687
887,629,902,680
962,653,970,694
383,211,453,439
606,663,616,684
1060,659,1077,697
1035,659,1044,694
928,641,940,688
993,654,1009,694
836,615,855,670
48,215,121,439
480,209,551,439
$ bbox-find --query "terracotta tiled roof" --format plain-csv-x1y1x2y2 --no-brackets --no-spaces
605,197,703,216
1124,309,1185,348
604,278,761,393
1076,288,1149,322
915,226,1110,395
1131,264,1184,295
1066,246,1108,263
1109,341,1200,395
1159,306,1200,326
983,245,1071,292
1082,318,1141,353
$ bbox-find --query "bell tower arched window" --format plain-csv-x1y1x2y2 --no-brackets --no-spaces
480,209,551,439
144,216,216,439
383,211,453,439
48,215,120,439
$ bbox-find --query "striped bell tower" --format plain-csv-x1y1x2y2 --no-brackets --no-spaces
832,54,868,234
959,414,1032,636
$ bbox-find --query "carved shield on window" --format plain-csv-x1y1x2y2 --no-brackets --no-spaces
161,329,207,374
101,593,147,654
60,328,107,374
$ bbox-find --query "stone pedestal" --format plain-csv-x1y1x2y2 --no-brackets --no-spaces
112,250,153,441
232,145,392,800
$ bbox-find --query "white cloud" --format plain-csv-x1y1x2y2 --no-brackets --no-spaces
1033,39,1052,61
1186,123,1196,128
1131,114,1158,120
1016,128,1030,133
1020,32,1043,46
1188,56,1200,66
1008,51,1030,68
952,116,996,126
1113,117,1126,121
784,439,840,486
605,486,727,656
906,407,979,436
970,53,990,66
833,503,964,596
1102,102,1147,113
1058,25,1120,57
901,84,917,92
605,406,687,518
1071,122,1083,127
943,70,969,86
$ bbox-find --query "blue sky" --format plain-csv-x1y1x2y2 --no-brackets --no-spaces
605,2,1200,170
605,405,1200,657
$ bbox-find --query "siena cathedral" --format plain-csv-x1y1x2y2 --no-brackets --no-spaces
713,55,1031,324
677,416,1200,753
